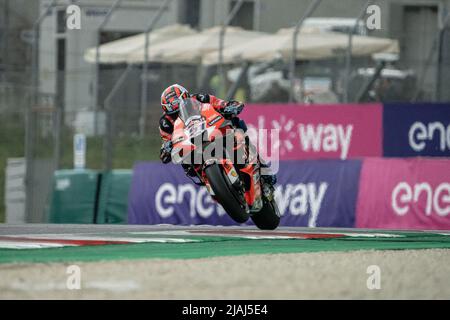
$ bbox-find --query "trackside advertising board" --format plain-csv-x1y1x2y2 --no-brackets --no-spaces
383,103,450,157
127,160,362,227
128,158,449,229
241,103,383,160
126,102,450,229
356,158,450,230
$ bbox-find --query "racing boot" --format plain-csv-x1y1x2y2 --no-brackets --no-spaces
260,160,277,201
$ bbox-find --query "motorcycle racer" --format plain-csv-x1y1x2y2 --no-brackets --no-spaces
158,84,276,187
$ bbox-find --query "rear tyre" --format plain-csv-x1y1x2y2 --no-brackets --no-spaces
251,198,280,230
204,163,249,223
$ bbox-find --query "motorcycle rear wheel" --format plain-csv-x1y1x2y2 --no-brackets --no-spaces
251,198,280,230
204,163,249,223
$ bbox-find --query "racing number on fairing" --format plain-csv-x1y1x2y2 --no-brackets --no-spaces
186,119,206,139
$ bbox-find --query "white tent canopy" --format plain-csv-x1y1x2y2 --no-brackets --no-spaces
126,26,267,64
83,24,197,64
202,27,399,65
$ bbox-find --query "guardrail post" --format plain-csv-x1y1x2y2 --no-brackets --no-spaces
139,0,174,138
288,0,322,103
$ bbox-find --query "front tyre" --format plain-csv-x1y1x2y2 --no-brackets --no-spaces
204,163,249,223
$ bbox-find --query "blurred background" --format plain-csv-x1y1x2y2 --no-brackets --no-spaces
1,0,449,224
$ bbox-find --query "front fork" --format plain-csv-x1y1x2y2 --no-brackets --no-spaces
244,136,275,203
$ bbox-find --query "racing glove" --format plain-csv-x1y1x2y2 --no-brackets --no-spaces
160,141,173,164
222,101,244,116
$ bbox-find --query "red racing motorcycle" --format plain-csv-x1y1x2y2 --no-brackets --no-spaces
170,98,280,230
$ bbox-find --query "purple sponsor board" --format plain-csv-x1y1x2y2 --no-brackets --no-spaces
383,103,450,157
127,160,361,227
127,162,237,226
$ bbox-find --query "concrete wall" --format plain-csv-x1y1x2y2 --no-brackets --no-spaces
198,0,448,35
0,0,39,85
39,0,179,116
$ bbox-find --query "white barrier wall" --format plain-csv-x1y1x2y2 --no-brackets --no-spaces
5,158,26,223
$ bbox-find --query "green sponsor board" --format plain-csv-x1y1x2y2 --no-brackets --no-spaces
47,170,99,223
96,170,132,224
47,170,131,224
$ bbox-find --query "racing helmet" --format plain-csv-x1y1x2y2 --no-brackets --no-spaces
160,84,189,114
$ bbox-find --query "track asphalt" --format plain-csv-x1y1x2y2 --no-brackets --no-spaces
0,224,449,264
